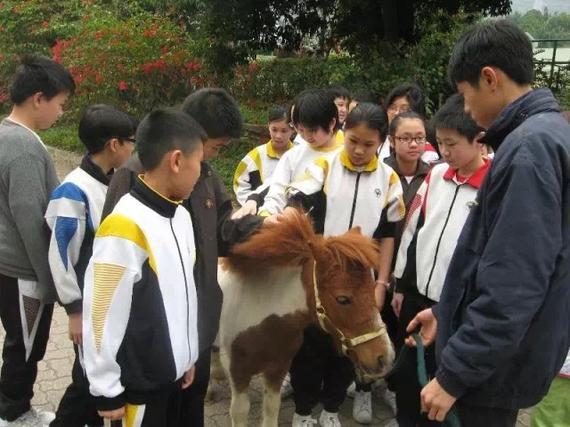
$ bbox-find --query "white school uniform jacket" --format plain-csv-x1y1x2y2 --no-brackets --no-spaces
45,156,110,315
233,140,293,206
83,177,198,410
258,137,343,216
394,160,491,301
288,149,405,238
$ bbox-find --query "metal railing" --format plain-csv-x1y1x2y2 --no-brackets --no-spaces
530,39,570,91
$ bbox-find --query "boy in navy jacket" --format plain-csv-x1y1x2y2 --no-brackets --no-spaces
408,20,570,427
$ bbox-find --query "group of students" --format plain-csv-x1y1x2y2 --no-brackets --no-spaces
230,70,494,426
0,55,262,427
0,18,568,427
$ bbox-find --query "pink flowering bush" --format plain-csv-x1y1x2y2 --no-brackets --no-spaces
50,11,211,119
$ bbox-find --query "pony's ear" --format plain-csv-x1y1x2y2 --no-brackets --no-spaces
348,226,362,235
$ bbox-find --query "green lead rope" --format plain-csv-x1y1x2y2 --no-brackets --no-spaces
385,334,462,427
411,333,462,427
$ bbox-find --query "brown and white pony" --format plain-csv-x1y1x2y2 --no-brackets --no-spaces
218,210,394,427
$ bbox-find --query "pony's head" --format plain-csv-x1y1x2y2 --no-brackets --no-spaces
226,209,394,379
309,226,395,380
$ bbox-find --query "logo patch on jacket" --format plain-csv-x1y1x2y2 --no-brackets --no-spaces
374,188,382,198
205,198,214,209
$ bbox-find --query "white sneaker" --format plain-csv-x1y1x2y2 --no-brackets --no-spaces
0,409,55,426
346,382,356,398
292,413,318,426
379,388,397,416
353,390,373,424
318,410,341,427
281,373,294,398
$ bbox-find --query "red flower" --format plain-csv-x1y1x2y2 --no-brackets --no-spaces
118,80,128,91
41,21,49,29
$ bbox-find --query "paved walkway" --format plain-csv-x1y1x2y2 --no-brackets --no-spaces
0,147,531,426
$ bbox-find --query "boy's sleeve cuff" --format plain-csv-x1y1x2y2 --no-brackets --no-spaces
63,300,83,315
95,393,126,411
436,366,467,399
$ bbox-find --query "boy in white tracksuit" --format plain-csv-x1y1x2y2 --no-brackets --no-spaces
392,94,490,427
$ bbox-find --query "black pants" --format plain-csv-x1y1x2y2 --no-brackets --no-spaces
456,403,518,427
290,325,354,415
119,391,173,427
392,290,440,427
50,344,102,427
0,273,53,421
171,348,211,427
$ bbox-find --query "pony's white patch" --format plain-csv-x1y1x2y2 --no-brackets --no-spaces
218,265,307,349
261,380,281,427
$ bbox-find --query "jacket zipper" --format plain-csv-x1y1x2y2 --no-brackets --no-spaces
170,219,192,363
424,185,461,298
348,172,361,229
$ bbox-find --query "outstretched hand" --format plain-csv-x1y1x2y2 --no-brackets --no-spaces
405,308,437,347
232,200,258,219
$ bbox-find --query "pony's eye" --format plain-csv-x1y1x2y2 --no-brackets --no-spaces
336,296,352,305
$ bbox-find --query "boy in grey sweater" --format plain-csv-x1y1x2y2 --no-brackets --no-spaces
0,55,74,425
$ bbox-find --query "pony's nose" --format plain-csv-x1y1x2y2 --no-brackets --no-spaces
377,355,385,372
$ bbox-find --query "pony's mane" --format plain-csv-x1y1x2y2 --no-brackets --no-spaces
224,210,381,278
322,231,381,274
224,209,317,275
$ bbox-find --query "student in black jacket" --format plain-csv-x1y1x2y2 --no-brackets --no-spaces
101,89,263,426
407,20,570,427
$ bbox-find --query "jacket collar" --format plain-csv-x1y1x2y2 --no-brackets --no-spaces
443,158,491,189
384,153,430,179
340,149,378,172
130,175,181,218
481,88,561,151
266,140,293,159
80,155,113,186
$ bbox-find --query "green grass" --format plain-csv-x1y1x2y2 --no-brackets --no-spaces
41,125,83,153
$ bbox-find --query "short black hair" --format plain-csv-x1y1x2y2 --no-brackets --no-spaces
181,88,243,139
345,102,389,142
389,111,425,137
78,105,138,154
328,85,351,101
268,106,287,124
9,54,75,105
351,90,377,105
448,19,533,88
384,83,426,117
136,108,207,171
292,88,339,131
431,94,483,142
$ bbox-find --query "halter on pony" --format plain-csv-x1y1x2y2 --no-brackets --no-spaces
311,260,388,361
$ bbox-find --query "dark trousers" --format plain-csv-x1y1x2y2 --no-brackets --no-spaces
50,344,102,427
171,348,211,427
117,392,173,427
393,290,441,427
456,403,518,427
0,273,53,421
290,325,354,415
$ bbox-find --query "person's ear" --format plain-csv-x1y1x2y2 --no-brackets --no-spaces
107,138,120,153
169,150,183,173
31,92,43,108
329,118,337,134
480,66,499,91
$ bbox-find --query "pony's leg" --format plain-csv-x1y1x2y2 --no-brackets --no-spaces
261,366,289,427
221,349,251,427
